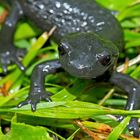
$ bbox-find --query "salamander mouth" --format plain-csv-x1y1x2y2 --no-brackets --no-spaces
61,61,110,79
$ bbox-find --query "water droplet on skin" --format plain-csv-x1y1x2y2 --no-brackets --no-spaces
63,3,70,9
81,21,87,27
61,19,65,23
73,8,80,14
43,15,48,20
68,8,73,12
36,3,45,10
88,16,95,23
6,21,12,27
76,27,80,31
81,12,85,16
43,65,50,72
129,103,134,110
97,21,105,26
55,1,61,8
63,10,68,14
82,13,88,20
40,4,45,9
133,87,136,92
49,9,54,14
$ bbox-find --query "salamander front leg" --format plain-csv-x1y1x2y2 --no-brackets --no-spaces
109,71,140,137
18,60,62,111
0,1,25,73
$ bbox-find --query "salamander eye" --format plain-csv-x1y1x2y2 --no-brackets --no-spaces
98,54,111,66
58,43,67,55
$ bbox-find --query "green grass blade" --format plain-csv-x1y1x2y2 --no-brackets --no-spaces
107,116,131,140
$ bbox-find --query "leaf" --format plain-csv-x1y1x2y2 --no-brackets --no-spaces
14,23,39,40
96,0,134,11
1,122,53,140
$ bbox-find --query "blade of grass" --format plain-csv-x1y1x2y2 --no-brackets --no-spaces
106,116,131,140
130,64,140,78
0,101,140,119
0,86,29,106
67,129,80,140
118,4,140,20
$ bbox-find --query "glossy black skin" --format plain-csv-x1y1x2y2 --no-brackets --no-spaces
0,0,140,137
